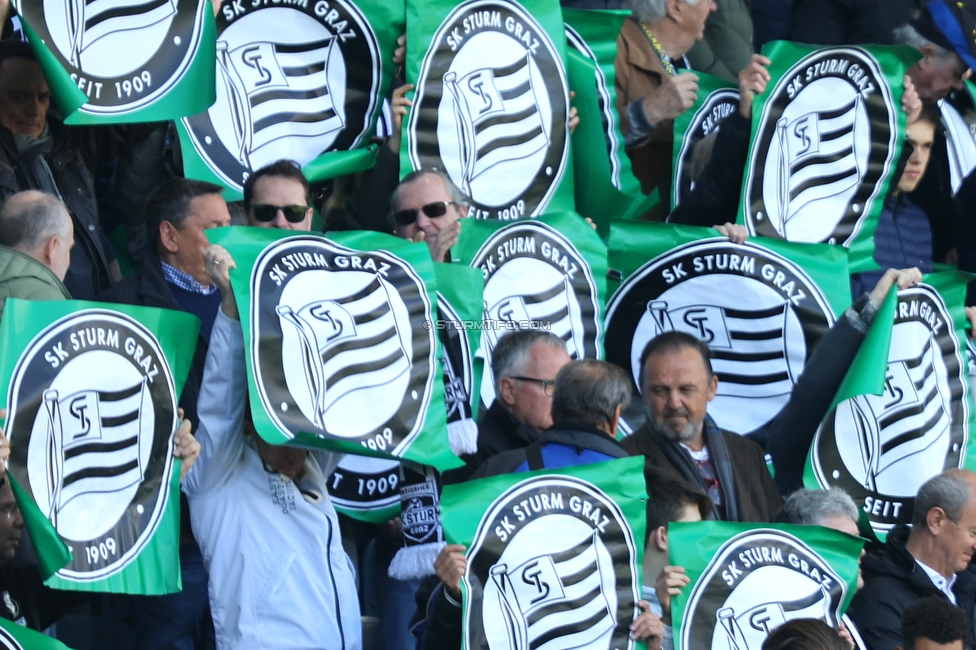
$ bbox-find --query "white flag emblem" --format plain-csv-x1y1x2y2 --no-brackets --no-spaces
844,335,951,492
218,36,343,169
445,55,549,197
488,531,614,650
37,380,149,526
67,0,177,65
277,276,411,431
772,97,863,238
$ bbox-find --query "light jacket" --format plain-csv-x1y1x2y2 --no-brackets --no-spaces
183,311,362,650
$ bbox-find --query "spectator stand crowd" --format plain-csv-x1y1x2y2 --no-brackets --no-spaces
0,0,975,649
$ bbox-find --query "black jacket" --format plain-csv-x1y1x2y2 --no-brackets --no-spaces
787,0,924,46
758,296,875,494
0,563,87,631
667,111,753,229
441,400,540,484
847,526,976,650
0,118,114,300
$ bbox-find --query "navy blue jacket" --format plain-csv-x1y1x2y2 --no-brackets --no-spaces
851,194,933,298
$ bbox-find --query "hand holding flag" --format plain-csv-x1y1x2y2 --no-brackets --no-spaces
434,543,467,600
173,408,200,482
204,245,239,320
867,267,922,309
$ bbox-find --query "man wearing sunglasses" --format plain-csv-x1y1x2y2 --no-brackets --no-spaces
243,160,313,232
391,170,467,262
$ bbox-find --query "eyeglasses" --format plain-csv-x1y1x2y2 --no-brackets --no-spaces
250,204,310,224
393,201,458,226
510,376,556,396
0,503,19,522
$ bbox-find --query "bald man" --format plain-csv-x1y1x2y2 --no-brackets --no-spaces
0,190,72,321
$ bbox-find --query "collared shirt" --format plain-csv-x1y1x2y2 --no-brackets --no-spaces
916,559,958,604
161,262,218,296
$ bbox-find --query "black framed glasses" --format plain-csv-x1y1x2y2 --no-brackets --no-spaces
393,201,457,226
510,376,556,396
250,204,310,223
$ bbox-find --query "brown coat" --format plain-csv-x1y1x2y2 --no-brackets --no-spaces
614,17,674,219
621,422,783,523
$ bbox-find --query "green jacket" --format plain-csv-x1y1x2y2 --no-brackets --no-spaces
0,246,71,322
687,0,754,83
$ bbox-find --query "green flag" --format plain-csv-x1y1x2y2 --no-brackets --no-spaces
670,521,864,650
441,456,647,650
605,221,854,436
0,299,198,594
434,262,485,457
806,271,976,538
738,41,918,273
672,73,739,210
15,0,217,124
206,226,461,471
565,42,657,238
0,617,77,649
563,8,640,197
451,211,607,409
176,0,403,198
403,0,574,219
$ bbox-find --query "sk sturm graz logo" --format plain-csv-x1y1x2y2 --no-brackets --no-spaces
250,237,436,455
813,285,968,532
471,222,601,407
438,293,476,429
182,1,380,191
564,24,625,191
465,476,639,650
674,88,739,207
327,455,401,516
682,529,848,650
744,49,897,245
5,310,177,581
409,0,569,219
17,0,205,115
604,240,833,434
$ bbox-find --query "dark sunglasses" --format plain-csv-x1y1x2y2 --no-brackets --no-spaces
394,201,458,226
250,204,309,224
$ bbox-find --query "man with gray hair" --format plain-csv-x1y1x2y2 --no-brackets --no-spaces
848,469,976,650
784,488,861,537
614,0,716,216
391,169,468,263
444,329,571,483
0,189,71,321
421,359,649,650
473,359,633,476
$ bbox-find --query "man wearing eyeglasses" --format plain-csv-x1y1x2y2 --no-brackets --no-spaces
243,160,314,232
390,170,467,263
442,330,572,484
